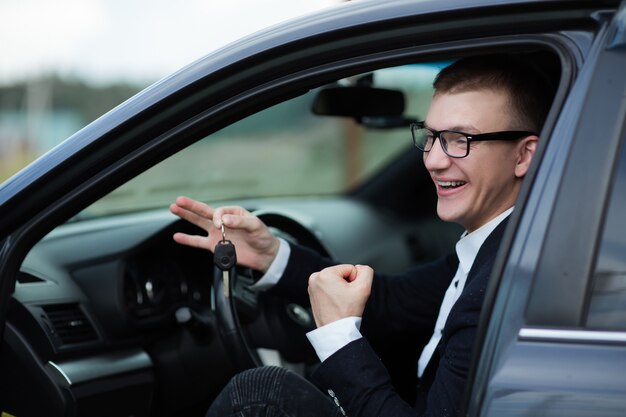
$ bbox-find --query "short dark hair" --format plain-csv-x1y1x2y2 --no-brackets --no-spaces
433,54,556,133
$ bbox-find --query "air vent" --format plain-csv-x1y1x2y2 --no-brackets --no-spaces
42,304,98,346
17,272,45,284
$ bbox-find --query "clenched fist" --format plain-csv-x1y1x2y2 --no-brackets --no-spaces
308,264,373,327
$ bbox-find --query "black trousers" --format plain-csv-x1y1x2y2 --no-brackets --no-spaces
206,366,343,417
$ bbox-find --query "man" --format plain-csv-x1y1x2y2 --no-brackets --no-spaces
170,54,553,416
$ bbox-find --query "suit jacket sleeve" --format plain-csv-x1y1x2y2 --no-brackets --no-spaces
269,242,336,306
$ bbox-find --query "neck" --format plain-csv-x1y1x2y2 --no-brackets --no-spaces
465,206,514,234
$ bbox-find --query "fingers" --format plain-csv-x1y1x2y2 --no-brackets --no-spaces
173,196,215,218
212,206,254,230
308,264,373,296
170,197,264,256
170,196,215,230
325,264,357,281
170,197,253,233
353,265,374,284
310,264,372,284
172,232,212,251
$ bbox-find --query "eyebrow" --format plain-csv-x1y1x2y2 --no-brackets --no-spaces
423,122,481,133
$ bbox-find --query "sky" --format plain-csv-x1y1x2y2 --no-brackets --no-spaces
0,0,342,86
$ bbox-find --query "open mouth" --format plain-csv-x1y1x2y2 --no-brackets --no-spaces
437,180,466,190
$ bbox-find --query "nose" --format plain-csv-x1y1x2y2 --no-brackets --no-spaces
423,136,451,170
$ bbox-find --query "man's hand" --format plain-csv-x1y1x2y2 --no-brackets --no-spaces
308,264,373,327
170,196,280,273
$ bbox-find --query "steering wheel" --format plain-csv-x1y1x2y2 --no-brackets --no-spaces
212,211,331,371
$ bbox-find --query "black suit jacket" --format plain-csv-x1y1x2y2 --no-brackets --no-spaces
270,219,508,417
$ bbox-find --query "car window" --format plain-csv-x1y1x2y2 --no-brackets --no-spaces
587,137,626,329
79,64,443,218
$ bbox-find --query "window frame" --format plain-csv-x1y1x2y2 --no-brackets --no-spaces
524,27,626,328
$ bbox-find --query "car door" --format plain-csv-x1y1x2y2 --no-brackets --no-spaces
467,3,626,416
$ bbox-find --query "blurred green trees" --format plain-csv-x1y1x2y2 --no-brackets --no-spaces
0,76,143,182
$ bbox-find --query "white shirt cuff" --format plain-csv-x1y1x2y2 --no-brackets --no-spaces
306,316,363,362
250,238,291,291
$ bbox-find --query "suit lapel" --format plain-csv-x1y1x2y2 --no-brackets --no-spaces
465,216,509,285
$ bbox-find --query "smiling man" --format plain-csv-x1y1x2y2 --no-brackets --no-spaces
170,53,554,417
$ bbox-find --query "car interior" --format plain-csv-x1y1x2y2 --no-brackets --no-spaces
0,45,562,417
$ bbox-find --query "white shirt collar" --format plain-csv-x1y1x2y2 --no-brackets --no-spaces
456,207,513,274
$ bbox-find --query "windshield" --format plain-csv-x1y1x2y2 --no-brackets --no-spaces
79,64,440,218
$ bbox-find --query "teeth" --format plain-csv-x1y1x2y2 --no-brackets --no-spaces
438,181,465,188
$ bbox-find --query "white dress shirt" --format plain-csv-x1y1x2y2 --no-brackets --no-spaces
254,207,513,368
251,238,291,291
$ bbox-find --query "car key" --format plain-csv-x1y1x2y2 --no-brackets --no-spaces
214,222,237,297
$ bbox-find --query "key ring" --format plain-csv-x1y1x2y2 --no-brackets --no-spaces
220,222,227,241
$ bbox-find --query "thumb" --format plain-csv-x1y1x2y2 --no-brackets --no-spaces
341,264,358,282
353,265,374,284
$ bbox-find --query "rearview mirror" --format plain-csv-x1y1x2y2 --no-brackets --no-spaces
312,86,416,129
312,86,405,117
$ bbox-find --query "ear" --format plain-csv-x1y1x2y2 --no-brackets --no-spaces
514,135,538,178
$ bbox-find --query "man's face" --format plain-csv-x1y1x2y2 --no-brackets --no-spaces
423,89,527,232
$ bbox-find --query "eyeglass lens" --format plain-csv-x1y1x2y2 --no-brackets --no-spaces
413,128,468,158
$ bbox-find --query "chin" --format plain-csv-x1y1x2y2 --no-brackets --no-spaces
436,208,464,228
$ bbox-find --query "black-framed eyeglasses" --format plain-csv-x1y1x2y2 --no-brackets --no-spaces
410,122,536,158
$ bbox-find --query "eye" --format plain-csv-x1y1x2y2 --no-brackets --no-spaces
452,137,468,148
443,132,467,149
418,131,435,148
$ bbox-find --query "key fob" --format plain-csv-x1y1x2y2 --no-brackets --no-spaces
214,240,237,270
